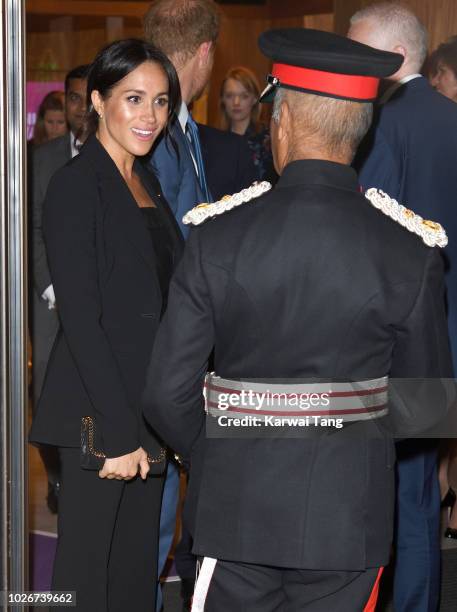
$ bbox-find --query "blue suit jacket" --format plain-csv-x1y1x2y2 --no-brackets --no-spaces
356,76,457,365
150,119,204,239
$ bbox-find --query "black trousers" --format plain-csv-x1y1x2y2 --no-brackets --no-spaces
202,560,382,612
52,448,164,612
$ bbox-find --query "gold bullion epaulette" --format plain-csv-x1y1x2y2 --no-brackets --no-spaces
365,188,448,248
182,181,272,226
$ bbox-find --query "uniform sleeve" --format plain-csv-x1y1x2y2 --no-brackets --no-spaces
142,227,215,457
43,167,140,457
389,248,455,436
391,249,453,377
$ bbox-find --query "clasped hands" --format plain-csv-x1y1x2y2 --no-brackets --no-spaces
99,447,149,480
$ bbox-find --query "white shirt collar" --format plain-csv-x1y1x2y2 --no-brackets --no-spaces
177,101,199,174
380,74,422,104
177,102,189,133
70,132,82,158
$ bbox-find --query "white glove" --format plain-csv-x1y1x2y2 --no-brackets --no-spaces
41,284,56,310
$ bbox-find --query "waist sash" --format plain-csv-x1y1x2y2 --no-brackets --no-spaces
205,374,388,423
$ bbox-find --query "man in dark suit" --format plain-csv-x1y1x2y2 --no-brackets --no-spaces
349,4,457,610
144,2,221,607
198,124,257,201
31,64,89,513
143,28,453,611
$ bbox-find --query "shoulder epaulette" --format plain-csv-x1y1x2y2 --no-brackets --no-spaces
365,188,448,248
182,181,272,226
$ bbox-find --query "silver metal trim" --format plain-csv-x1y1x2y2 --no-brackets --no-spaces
0,0,6,597
0,0,28,604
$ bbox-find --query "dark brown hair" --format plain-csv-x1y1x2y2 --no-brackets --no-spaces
64,64,90,94
428,36,457,80
85,38,181,138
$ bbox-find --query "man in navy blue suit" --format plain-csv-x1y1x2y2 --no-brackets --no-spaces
349,3,457,611
145,0,219,238
144,1,220,609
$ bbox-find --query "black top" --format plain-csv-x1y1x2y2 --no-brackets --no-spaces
141,206,174,315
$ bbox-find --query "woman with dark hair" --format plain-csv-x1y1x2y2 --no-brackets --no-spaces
219,66,275,182
29,39,182,611
429,36,457,103
32,90,67,145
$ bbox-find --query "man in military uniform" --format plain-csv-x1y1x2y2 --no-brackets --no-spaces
143,29,453,610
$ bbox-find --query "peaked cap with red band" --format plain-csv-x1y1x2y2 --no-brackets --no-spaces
258,28,404,103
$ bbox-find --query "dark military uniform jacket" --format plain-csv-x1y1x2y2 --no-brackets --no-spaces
143,159,452,570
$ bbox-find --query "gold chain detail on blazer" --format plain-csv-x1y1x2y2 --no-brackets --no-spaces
82,416,166,464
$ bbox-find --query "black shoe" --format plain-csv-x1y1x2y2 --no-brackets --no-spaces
46,481,60,514
442,487,456,508
181,598,192,612
444,527,457,539
442,488,457,539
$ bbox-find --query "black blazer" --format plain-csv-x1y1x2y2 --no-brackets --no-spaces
143,160,453,570
29,135,183,458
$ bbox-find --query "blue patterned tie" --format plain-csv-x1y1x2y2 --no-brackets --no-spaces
185,114,212,203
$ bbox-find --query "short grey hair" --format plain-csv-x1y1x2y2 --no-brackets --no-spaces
272,88,373,159
272,87,285,123
350,2,428,72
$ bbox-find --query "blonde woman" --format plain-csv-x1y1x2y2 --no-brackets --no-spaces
220,66,275,181
32,91,67,146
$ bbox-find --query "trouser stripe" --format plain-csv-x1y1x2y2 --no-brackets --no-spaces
191,557,217,612
363,567,384,612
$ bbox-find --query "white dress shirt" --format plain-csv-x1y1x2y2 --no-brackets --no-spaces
70,131,82,158
178,102,199,174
